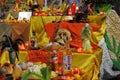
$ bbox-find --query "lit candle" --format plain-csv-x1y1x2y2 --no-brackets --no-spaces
57,67,63,75
100,10,104,16
19,44,26,50
77,47,83,53
65,74,72,80
73,68,80,74
0,19,4,23
34,12,39,16
72,3,76,15
68,8,72,16
25,41,31,46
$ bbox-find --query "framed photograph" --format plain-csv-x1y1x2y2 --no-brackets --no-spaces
18,12,32,21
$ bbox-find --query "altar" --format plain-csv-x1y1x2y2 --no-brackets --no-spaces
0,15,106,80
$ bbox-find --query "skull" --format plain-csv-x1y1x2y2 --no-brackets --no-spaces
54,28,72,46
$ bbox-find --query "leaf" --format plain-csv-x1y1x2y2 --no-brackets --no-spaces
104,31,114,51
21,72,43,80
46,66,51,80
30,72,43,79
117,43,120,56
21,72,31,80
112,59,120,70
41,67,47,80
40,66,51,80
112,35,116,53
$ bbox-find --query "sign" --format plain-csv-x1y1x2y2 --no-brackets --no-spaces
28,50,52,64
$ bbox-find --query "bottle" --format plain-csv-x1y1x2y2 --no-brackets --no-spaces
30,31,39,49
63,41,72,70
51,50,58,71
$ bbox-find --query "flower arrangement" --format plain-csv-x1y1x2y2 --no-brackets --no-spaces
21,66,51,80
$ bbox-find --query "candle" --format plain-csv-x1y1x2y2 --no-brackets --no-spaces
16,0,20,3
0,19,4,23
72,3,76,15
64,74,72,80
68,8,72,16
77,47,83,53
44,0,47,7
19,44,26,50
57,67,63,75
100,10,104,16
34,12,39,16
73,68,80,74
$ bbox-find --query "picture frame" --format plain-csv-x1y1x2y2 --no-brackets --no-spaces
18,12,32,21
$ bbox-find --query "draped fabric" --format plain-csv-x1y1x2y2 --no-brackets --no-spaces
11,23,30,42
30,16,66,48
72,48,102,80
45,20,106,48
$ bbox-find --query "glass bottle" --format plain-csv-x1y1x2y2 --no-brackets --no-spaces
30,31,38,49
63,41,72,70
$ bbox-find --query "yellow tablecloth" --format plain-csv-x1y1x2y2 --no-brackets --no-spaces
72,48,102,80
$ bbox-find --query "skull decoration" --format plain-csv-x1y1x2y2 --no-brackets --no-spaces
54,28,72,46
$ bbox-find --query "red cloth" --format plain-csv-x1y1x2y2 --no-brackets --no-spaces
27,50,63,64
45,21,101,48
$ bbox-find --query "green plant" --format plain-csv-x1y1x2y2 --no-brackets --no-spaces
104,31,120,70
21,66,51,80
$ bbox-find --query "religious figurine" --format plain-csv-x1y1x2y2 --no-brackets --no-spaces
81,23,93,53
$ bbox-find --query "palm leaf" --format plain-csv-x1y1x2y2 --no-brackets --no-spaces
104,31,114,51
112,35,116,53
112,59,120,70
117,43,120,57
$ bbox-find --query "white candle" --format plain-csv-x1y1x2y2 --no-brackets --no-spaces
60,0,62,6
44,0,47,7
